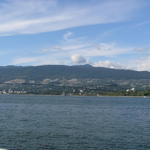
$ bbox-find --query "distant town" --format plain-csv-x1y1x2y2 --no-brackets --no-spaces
0,78,150,96
0,65,150,96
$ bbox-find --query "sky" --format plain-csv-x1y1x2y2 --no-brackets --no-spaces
0,0,150,71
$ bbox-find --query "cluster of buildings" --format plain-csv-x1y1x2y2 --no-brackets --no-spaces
0,89,27,94
126,88,135,92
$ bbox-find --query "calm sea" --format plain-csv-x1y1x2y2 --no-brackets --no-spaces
0,95,149,150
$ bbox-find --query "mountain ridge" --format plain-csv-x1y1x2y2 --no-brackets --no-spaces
0,65,149,83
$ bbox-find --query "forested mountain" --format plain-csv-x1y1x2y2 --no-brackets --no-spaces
0,65,150,82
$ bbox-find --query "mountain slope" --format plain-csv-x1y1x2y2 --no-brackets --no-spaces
0,65,150,82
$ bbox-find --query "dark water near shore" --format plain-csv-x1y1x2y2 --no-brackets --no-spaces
0,95,149,150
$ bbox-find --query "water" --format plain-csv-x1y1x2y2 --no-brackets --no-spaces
0,95,149,150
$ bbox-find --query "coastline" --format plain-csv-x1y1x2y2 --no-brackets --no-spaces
0,93,149,98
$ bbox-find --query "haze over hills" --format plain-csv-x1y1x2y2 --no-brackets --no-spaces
0,65,150,82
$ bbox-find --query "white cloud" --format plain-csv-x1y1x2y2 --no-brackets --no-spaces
13,34,132,66
71,55,87,64
12,29,150,71
41,35,131,57
134,57,150,71
86,43,130,57
13,55,67,66
93,60,125,69
13,41,131,67
63,32,73,41
13,57,39,65
52,44,88,51
0,0,141,36
133,47,150,53
14,48,150,72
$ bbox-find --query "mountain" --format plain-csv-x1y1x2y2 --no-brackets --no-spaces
0,65,150,83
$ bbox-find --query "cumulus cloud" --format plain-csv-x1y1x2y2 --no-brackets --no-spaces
0,0,141,36
71,55,87,64
12,28,150,71
13,33,132,66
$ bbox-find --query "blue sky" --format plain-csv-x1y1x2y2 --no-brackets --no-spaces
0,0,150,71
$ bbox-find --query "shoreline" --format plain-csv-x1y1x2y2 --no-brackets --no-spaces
0,93,149,98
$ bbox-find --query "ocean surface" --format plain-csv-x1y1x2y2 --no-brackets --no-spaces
0,95,149,150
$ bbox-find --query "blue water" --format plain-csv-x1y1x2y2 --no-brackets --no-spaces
0,95,149,150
